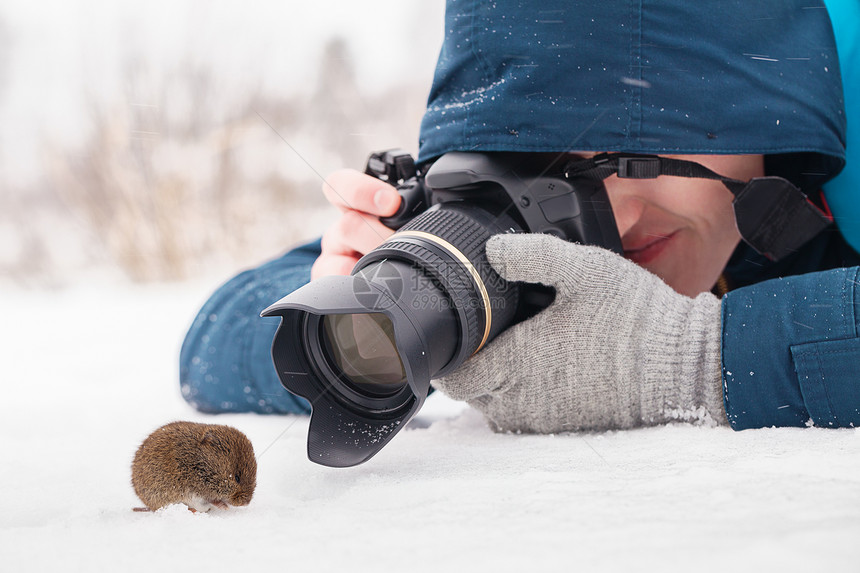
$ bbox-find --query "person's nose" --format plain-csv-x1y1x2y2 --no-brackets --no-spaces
604,177,646,238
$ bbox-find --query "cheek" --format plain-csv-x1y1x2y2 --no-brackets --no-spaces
669,230,739,295
673,201,741,295
699,192,742,249
644,187,740,295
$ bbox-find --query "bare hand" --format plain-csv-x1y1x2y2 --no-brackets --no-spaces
311,169,402,279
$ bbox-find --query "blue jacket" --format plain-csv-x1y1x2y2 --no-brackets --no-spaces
723,264,860,429
181,0,860,429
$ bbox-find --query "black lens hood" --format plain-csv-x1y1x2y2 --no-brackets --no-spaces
261,275,431,467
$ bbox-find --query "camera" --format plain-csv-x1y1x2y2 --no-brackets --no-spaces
261,150,622,467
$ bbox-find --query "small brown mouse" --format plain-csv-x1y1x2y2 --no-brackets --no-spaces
131,421,257,512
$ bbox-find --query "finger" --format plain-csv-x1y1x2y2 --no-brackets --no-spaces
486,233,644,298
432,358,495,402
311,254,359,280
432,322,521,401
322,210,396,257
485,233,577,285
322,169,402,216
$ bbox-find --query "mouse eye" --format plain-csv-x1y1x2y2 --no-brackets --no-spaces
234,472,241,484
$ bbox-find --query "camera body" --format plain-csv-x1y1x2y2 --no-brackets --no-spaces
261,150,622,467
370,149,622,250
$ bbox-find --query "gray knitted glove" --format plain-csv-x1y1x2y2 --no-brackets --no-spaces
433,233,727,433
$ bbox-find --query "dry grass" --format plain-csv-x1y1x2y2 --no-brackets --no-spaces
10,39,426,285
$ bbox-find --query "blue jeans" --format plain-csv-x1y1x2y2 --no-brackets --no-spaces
179,239,321,414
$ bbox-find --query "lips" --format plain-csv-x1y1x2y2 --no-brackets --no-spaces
623,231,677,265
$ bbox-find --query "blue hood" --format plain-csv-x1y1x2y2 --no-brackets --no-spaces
418,0,846,191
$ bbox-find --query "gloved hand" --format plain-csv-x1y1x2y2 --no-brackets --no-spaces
433,233,727,433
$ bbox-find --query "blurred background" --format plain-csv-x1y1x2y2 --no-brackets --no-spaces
0,0,444,288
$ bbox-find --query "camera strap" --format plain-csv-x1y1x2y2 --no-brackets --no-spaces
564,153,832,261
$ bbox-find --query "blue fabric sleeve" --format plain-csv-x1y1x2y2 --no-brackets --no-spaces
179,239,322,414
721,266,860,429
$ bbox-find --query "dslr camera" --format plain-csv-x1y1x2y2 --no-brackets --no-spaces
261,149,623,467
261,147,830,467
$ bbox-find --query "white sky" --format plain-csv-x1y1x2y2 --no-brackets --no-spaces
0,0,445,185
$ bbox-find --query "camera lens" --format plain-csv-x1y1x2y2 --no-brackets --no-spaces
320,313,407,396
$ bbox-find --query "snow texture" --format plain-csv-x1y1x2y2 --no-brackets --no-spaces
2,283,860,572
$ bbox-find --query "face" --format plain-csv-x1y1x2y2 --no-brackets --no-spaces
579,153,765,297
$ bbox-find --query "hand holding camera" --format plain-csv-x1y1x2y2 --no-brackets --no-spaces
312,169,402,279
433,233,727,433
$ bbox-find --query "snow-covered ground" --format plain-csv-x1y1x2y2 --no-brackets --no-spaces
2,280,859,572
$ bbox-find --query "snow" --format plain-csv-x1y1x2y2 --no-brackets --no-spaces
2,283,860,572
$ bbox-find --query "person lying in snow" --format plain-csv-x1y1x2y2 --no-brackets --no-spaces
180,0,860,432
